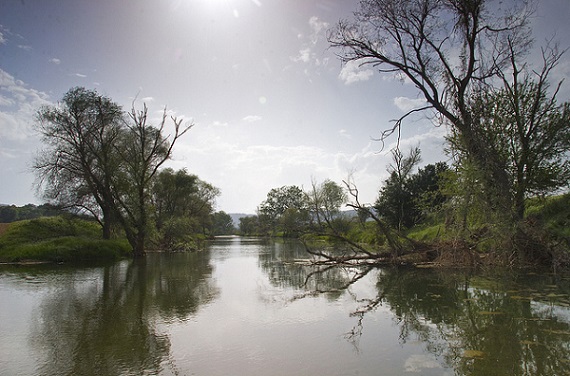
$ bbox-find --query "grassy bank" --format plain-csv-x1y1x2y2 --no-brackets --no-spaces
0,216,131,263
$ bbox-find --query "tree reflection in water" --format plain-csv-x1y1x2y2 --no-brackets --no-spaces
260,243,570,376
30,251,218,376
365,268,570,376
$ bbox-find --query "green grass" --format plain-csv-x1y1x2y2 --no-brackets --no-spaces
0,216,131,263
526,193,570,238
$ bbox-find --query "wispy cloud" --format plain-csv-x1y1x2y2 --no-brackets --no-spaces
242,115,262,123
290,16,329,68
393,96,427,112
338,60,374,85
0,69,51,142
18,44,32,51
49,58,61,65
74,73,87,78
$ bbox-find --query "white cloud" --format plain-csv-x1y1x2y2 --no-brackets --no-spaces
74,73,87,78
290,16,330,69
49,58,61,65
0,31,6,45
292,48,311,63
242,115,262,123
393,96,427,112
308,16,329,43
0,68,51,142
18,44,32,51
339,60,374,85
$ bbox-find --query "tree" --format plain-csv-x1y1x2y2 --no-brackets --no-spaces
34,87,123,239
239,215,260,236
376,160,449,230
462,48,570,220
151,168,200,248
258,185,307,234
329,0,535,222
34,88,193,256
305,179,347,230
211,211,234,235
113,104,192,257
375,147,421,231
152,168,199,232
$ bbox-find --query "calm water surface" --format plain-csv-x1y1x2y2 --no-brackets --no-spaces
1,237,569,375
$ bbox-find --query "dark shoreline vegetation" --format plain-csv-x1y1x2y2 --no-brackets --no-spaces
1,191,569,267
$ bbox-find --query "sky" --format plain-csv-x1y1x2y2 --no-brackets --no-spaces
1,0,569,214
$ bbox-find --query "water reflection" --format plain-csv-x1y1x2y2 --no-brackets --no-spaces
1,239,569,376
24,251,218,376
298,264,570,376
382,268,570,376
240,238,570,376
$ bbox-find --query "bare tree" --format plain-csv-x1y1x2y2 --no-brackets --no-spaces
113,104,192,257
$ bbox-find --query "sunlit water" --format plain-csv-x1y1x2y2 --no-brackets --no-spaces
1,237,569,376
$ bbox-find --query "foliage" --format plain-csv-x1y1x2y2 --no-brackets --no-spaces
325,0,570,265
151,168,219,246
34,87,197,256
376,149,448,230
238,215,257,236
0,203,69,223
34,87,124,239
0,216,131,263
258,185,308,235
211,211,235,235
449,70,570,220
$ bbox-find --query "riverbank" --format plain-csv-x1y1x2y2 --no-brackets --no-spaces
0,216,131,264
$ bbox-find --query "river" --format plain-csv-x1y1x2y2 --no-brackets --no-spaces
0,237,569,375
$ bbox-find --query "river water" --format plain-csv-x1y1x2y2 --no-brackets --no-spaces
0,236,569,376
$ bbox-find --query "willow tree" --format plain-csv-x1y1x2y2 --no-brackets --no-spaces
34,87,123,239
329,0,535,223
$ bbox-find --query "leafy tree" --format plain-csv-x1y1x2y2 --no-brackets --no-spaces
211,211,234,235
280,207,310,237
34,87,123,238
152,168,199,232
258,185,306,233
239,215,260,236
375,147,421,231
306,179,347,229
450,52,570,220
377,160,450,230
329,0,538,222
0,205,17,222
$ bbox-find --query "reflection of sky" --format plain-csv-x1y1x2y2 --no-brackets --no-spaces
532,301,570,325
1,1,569,212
